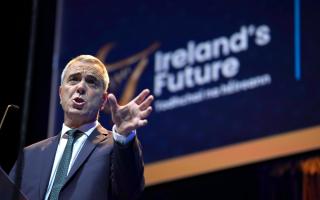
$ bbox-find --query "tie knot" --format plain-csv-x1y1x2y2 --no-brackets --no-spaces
66,129,81,139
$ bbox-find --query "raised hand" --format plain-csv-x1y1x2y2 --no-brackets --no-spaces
107,89,154,135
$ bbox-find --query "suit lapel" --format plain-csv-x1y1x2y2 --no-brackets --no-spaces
39,134,61,199
64,126,109,184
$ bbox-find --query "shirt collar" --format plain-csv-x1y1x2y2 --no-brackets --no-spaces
60,121,99,139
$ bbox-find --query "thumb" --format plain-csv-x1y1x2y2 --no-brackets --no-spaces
107,93,118,112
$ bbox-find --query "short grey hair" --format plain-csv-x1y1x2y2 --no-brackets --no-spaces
60,55,110,91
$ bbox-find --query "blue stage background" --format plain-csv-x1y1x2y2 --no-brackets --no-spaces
50,0,320,164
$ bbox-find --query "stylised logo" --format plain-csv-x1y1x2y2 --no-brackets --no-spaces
95,25,274,114
96,42,160,114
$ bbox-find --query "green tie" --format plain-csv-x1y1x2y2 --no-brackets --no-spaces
48,129,80,200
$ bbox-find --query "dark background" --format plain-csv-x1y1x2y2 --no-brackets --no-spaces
0,0,319,199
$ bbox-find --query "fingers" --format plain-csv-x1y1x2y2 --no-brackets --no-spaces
140,106,152,119
139,95,154,110
107,93,119,112
108,89,153,132
134,89,150,105
137,119,148,127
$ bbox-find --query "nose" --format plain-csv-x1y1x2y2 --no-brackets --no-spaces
76,80,86,95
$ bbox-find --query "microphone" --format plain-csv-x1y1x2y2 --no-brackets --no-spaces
0,104,20,131
9,105,20,110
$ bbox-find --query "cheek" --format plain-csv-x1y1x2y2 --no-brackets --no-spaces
60,95,68,107
95,95,105,106
87,92,103,104
60,88,72,105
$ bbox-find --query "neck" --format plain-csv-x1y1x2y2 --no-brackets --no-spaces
64,118,96,129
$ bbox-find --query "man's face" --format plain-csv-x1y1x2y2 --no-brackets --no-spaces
59,60,107,126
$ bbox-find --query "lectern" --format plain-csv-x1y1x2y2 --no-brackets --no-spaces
0,166,28,200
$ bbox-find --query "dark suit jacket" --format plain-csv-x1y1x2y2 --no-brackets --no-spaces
9,125,144,200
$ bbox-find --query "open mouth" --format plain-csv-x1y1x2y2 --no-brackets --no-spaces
73,97,86,106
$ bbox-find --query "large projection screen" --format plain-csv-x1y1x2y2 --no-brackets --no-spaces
48,0,320,186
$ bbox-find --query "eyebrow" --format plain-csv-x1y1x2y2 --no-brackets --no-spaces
67,72,81,78
86,75,99,81
67,73,101,83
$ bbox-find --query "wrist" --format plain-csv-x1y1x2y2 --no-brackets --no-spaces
112,125,136,145
114,125,130,136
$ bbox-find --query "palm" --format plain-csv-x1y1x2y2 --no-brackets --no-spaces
107,89,154,135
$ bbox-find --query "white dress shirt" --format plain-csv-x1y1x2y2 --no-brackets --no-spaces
44,121,136,200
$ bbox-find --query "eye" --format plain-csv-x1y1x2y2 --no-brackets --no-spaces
67,75,80,84
86,76,99,86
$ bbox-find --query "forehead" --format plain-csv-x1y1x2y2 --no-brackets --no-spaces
65,60,104,77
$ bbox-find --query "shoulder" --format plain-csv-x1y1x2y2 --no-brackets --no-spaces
95,124,112,136
24,134,60,151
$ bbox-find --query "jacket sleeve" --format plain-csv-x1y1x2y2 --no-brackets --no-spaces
110,136,145,200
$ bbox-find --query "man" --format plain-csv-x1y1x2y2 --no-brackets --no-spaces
9,55,153,200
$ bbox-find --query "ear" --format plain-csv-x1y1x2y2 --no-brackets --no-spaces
100,92,108,110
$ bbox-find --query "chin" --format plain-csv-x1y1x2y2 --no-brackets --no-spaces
67,108,85,115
